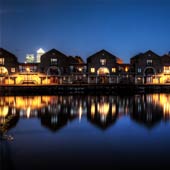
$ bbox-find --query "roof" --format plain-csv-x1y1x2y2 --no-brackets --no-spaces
41,48,67,58
161,54,170,63
87,49,123,64
0,48,16,57
131,50,160,60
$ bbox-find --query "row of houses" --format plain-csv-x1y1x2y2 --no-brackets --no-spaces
0,47,170,85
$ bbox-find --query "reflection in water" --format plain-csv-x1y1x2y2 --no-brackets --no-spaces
0,97,19,140
131,94,163,128
0,94,170,133
87,96,119,129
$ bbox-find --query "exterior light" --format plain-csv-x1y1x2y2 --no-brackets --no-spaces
26,67,30,72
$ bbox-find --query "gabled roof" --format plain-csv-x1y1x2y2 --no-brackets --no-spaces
41,48,67,58
161,54,170,64
68,56,77,64
131,50,160,60
161,54,170,59
75,56,84,64
87,49,123,64
0,48,17,57
145,50,159,56
87,49,115,59
68,56,85,65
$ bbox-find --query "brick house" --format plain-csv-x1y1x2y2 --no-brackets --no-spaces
160,53,170,83
87,49,123,84
39,48,86,84
130,50,162,84
0,48,19,84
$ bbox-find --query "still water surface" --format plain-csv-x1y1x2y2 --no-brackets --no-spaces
1,94,170,169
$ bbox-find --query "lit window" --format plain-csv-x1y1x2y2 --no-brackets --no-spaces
11,68,15,73
97,67,109,75
0,58,4,65
164,66,170,73
100,59,106,66
112,68,116,73
125,67,128,72
138,68,141,73
147,60,152,65
0,67,8,75
51,58,57,65
91,68,95,73
78,67,82,72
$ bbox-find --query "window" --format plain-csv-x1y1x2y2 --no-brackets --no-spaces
112,67,116,73
0,58,4,65
51,58,57,65
0,67,8,75
125,67,128,72
147,59,152,65
164,66,170,74
100,59,106,66
11,68,15,73
91,68,95,73
138,68,141,73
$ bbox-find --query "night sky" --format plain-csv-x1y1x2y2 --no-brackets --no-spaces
1,0,170,63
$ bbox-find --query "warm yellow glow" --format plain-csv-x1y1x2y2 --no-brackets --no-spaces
13,73,47,85
151,94,170,117
0,67,8,75
26,67,30,72
112,104,116,115
91,103,95,117
91,68,95,73
78,105,83,120
125,67,128,72
97,102,109,115
26,106,31,118
164,66,170,74
78,67,82,72
0,106,9,117
8,96,50,111
97,67,109,75
112,67,116,73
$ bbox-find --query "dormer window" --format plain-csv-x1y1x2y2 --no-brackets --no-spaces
100,59,106,66
138,68,142,73
51,58,57,65
147,59,152,65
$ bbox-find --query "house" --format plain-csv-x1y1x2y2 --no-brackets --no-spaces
160,53,170,83
87,49,123,84
39,48,70,84
130,50,162,84
0,48,19,84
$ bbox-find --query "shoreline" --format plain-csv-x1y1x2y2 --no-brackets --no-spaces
1,84,170,95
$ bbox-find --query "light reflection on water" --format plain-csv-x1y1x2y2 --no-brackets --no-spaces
1,94,170,169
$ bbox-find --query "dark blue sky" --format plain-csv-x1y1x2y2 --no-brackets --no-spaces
1,0,170,63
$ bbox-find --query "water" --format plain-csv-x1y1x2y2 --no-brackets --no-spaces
1,94,170,169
